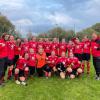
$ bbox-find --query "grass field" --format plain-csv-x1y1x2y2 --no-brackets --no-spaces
0,61,100,100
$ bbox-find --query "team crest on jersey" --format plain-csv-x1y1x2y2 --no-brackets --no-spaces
32,57,35,60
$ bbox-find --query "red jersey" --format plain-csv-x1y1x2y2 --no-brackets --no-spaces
16,58,28,70
68,57,81,69
7,41,15,60
91,39,100,57
67,44,74,56
14,45,21,55
56,57,68,67
28,53,36,67
74,42,83,54
51,42,59,55
59,43,67,56
0,39,8,58
47,55,58,68
83,40,91,54
44,42,51,53
29,41,37,52
21,43,29,56
37,42,44,49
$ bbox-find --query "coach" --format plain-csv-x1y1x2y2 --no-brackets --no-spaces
91,33,100,80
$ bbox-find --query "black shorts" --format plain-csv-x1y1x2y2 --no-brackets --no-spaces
8,59,14,66
36,67,44,77
43,64,52,72
56,63,66,73
82,53,90,61
74,53,82,61
13,55,19,65
19,70,24,77
29,66,35,75
93,57,100,75
70,68,78,76
46,53,51,57
0,58,5,74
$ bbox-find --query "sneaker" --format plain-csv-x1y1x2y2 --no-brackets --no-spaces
95,76,100,80
21,81,27,86
7,76,12,80
46,77,48,79
0,83,5,87
15,80,21,85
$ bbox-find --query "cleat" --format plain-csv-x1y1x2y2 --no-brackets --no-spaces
15,80,21,85
21,81,27,86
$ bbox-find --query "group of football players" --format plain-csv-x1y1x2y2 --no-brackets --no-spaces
0,33,100,86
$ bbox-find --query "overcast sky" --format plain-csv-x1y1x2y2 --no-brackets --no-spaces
0,0,100,35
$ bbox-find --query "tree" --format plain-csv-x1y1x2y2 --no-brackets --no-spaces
37,27,75,41
77,23,100,40
26,31,33,40
92,23,100,33
0,14,15,36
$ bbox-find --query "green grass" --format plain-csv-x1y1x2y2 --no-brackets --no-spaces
0,62,100,100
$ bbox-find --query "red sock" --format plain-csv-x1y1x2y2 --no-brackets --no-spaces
14,74,18,80
0,74,3,84
82,63,85,73
45,72,48,77
87,62,90,74
7,68,12,79
77,72,81,77
2,76,5,82
24,70,29,80
66,72,70,76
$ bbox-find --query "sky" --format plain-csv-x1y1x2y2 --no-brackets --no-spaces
0,0,100,36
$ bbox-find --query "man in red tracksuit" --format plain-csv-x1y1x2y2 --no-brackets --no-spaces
0,34,8,86
82,36,91,74
1,34,9,83
91,33,100,80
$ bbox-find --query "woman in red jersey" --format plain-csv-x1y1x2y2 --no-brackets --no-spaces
66,52,82,79
28,48,36,77
14,53,29,86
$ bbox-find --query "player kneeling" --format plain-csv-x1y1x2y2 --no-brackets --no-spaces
56,52,67,79
45,51,58,78
14,53,29,86
36,48,47,77
66,53,82,79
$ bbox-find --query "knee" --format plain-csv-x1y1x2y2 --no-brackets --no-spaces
60,72,65,79
67,67,72,73
77,68,82,74
10,65,14,70
20,77,25,81
70,74,75,79
25,67,29,71
15,68,19,74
